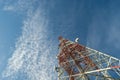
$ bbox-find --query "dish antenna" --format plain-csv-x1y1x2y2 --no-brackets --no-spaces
75,38,79,42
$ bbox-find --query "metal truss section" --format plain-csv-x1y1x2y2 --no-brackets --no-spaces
56,37,120,80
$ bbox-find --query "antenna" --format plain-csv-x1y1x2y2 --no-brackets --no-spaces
75,38,79,42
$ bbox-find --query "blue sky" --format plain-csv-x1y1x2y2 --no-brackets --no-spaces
0,6,23,77
0,0,120,80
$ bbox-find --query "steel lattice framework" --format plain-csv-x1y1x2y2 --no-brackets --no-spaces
56,37,120,80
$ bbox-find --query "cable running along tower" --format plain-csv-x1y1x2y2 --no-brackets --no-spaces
56,37,120,80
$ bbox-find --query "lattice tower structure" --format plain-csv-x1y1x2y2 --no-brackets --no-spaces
56,37,120,80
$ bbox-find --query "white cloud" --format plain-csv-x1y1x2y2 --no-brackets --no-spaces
2,5,57,80
3,6,15,11
86,20,101,49
2,0,38,14
107,23,120,49
87,10,120,52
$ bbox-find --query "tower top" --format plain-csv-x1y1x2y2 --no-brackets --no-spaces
56,37,120,80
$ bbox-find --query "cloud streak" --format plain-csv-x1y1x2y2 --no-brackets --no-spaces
107,13,120,49
2,1,57,80
86,6,120,59
2,0,39,15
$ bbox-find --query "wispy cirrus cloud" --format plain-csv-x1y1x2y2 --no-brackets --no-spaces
2,9,57,80
3,5,15,11
87,7,120,58
2,0,38,15
107,14,120,50
1,1,57,80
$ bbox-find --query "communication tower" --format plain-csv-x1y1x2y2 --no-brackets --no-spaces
56,37,120,80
